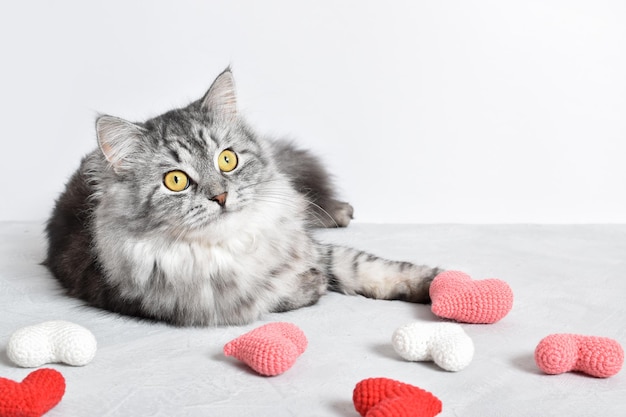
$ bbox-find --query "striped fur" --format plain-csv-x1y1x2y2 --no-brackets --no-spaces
44,69,441,326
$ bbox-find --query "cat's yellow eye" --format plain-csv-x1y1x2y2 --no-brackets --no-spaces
163,170,189,192
218,149,238,172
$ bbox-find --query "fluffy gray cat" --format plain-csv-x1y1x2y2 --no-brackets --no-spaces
45,69,441,326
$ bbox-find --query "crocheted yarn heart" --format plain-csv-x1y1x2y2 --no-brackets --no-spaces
392,322,474,371
535,334,624,378
429,270,513,324
0,368,66,417
8,320,97,367
353,377,442,417
223,322,307,376
365,395,440,417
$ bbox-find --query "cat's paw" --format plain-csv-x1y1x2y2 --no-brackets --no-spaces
272,268,327,313
314,200,354,228
331,201,354,227
300,268,328,302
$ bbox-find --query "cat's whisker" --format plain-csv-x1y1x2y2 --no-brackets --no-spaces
297,189,341,228
254,188,339,227
251,195,334,228
237,177,285,192
241,176,342,227
305,201,339,228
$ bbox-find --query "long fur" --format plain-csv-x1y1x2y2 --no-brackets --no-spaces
44,69,441,326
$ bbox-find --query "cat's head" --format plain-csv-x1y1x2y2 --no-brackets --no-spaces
92,69,292,238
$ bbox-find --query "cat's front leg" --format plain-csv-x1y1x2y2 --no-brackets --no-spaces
321,244,442,303
271,268,328,313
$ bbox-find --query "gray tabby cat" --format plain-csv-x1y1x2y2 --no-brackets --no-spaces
45,69,441,326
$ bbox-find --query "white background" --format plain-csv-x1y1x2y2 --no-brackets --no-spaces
1,1,624,223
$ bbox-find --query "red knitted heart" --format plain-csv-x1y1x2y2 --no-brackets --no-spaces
353,378,442,417
430,270,513,324
0,369,65,417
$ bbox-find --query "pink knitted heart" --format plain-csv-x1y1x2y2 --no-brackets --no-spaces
429,271,513,324
535,334,624,378
223,322,307,376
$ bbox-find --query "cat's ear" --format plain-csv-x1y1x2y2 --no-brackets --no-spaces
201,68,237,122
96,115,145,172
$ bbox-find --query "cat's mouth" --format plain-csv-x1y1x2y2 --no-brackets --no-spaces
189,204,242,229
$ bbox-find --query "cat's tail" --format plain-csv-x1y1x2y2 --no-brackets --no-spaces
320,244,442,303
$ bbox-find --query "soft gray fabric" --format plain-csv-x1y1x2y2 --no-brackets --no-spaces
1,223,624,416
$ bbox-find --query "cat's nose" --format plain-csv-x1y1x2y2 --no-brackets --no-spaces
210,192,228,207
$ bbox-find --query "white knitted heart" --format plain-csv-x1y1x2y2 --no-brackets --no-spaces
392,322,474,372
7,321,97,367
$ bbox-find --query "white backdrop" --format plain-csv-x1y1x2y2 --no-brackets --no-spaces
1,1,624,223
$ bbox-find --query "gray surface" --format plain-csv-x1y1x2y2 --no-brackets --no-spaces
1,222,625,416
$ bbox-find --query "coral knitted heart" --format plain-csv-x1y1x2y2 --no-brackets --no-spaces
429,270,513,324
353,377,442,417
0,368,66,417
535,334,624,378
223,322,307,376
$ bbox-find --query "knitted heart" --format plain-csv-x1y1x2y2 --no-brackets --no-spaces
353,377,442,417
8,320,97,367
392,322,474,371
0,368,66,417
429,270,513,324
365,396,440,417
223,322,307,376
535,334,624,378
